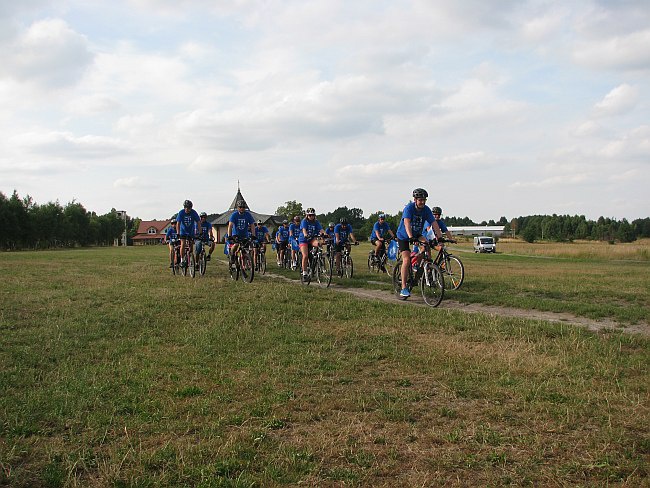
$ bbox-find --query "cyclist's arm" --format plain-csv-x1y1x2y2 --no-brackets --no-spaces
403,218,414,240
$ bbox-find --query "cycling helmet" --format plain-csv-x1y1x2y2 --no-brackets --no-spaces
412,188,428,199
339,217,348,225
282,219,288,224
328,222,334,227
256,219,262,224
378,213,386,219
183,199,193,208
432,206,442,215
236,200,245,208
293,215,300,221
200,212,207,218
306,207,315,215
171,218,177,224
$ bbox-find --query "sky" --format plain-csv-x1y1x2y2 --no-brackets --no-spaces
1,0,649,223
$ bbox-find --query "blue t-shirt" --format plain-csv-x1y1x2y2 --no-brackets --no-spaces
177,209,201,236
396,202,435,241
165,227,178,241
423,219,447,240
196,220,213,241
276,226,290,242
298,217,323,244
254,225,269,242
325,227,335,239
334,223,353,244
229,210,255,238
370,221,391,240
288,223,301,241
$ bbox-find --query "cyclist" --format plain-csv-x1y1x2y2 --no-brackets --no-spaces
253,219,271,269
334,217,357,272
275,219,290,266
195,212,215,264
299,207,325,281
426,207,455,242
288,215,302,270
165,218,179,268
395,188,440,298
227,200,255,267
370,213,395,272
324,222,336,258
176,200,202,268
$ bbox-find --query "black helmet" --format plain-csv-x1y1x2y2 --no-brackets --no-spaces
236,200,246,208
306,207,315,215
171,218,177,224
378,213,386,219
282,219,288,224
200,211,207,218
412,188,428,199
339,217,348,225
183,199,193,208
328,222,334,227
293,215,300,221
432,206,442,215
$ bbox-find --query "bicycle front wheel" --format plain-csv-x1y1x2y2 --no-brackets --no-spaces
344,255,354,278
199,254,206,276
324,253,333,288
442,255,464,290
189,254,196,278
229,255,239,281
240,252,254,283
392,260,402,295
260,253,267,275
421,263,444,307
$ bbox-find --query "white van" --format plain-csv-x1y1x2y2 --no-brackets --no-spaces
474,236,496,253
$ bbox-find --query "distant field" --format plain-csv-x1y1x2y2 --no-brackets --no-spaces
1,246,648,486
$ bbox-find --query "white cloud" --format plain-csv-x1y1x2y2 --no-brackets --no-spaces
0,18,93,88
593,84,640,117
573,29,650,70
11,131,128,159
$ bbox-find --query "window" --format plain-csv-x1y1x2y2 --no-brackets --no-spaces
148,227,157,234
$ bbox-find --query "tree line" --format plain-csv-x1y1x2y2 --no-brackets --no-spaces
0,191,138,250
276,200,650,243
3,191,648,251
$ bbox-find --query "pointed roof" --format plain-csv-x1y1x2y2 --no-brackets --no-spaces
211,185,283,226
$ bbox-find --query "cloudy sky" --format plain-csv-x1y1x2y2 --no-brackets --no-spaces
1,0,648,222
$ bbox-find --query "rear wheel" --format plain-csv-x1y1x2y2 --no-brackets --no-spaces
442,255,464,290
240,251,254,283
421,263,444,307
323,253,333,288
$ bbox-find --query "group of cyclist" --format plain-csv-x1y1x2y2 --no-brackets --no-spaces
273,210,361,281
164,188,453,299
164,200,215,270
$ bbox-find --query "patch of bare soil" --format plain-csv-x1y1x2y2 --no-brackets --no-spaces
262,270,650,337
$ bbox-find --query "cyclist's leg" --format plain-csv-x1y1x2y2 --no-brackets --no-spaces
300,243,310,276
398,239,411,290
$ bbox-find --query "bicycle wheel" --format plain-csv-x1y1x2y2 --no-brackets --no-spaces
442,255,464,290
260,252,267,275
367,252,376,272
199,253,206,276
344,255,354,278
323,253,333,288
229,255,239,281
421,262,444,307
189,253,196,278
240,251,254,283
181,251,188,276
392,259,403,295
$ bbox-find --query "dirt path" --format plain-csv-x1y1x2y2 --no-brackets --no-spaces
259,269,649,337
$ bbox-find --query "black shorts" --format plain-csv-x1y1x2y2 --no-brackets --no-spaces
397,238,411,253
334,242,348,252
277,241,288,250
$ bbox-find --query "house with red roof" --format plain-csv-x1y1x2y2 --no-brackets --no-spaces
132,219,173,245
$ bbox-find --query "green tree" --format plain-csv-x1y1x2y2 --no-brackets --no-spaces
275,201,303,220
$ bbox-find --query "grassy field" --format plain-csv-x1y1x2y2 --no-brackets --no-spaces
1,245,649,487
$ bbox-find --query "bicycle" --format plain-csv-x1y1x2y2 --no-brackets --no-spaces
392,239,445,307
180,236,196,278
228,237,255,283
334,241,358,278
169,239,181,275
196,237,214,276
254,241,268,275
367,238,392,274
301,237,331,287
432,237,464,290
